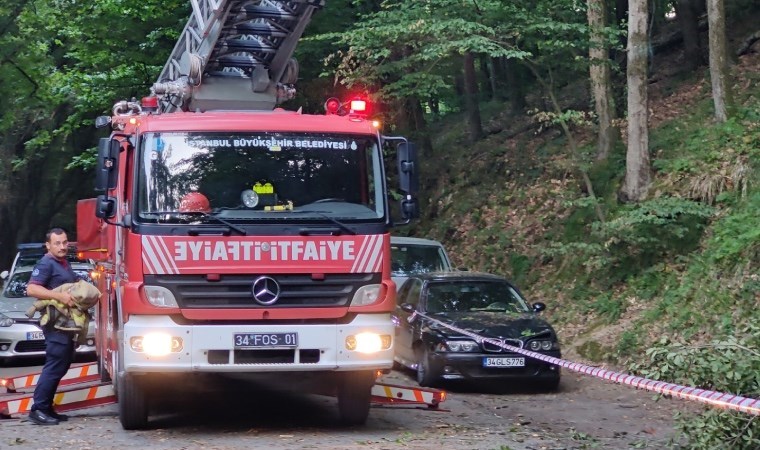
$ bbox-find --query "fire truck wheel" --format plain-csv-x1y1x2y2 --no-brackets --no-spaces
336,370,374,426
118,373,149,430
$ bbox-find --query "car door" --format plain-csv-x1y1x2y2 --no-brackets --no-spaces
392,278,422,366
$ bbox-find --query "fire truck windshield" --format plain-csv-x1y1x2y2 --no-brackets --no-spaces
136,132,386,223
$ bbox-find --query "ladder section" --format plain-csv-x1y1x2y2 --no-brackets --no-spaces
152,0,325,112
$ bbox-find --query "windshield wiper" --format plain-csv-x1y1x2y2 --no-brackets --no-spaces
317,213,356,235
201,212,247,235
144,211,246,235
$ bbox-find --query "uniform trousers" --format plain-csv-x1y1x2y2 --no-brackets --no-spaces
31,330,75,412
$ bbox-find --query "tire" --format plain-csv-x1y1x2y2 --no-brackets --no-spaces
337,371,374,426
118,373,149,430
416,348,440,387
537,374,561,392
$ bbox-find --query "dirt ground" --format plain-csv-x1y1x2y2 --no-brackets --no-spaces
0,365,693,450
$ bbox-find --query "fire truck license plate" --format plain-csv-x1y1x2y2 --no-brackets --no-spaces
483,357,525,367
234,333,298,348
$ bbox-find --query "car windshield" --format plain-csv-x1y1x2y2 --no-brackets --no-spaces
3,271,31,298
425,280,530,313
136,132,386,223
391,244,449,276
13,244,89,270
2,269,93,299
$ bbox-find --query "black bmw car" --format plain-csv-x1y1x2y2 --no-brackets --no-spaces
392,272,561,390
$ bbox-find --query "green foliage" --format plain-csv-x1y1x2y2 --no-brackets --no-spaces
632,326,760,449
708,191,760,263
617,329,640,357
590,293,623,322
312,0,589,109
546,197,714,283
598,197,714,268
508,253,533,286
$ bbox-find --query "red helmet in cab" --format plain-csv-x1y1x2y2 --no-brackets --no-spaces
179,192,211,213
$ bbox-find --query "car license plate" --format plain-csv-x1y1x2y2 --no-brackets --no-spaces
234,332,298,348
27,331,45,340
483,357,525,368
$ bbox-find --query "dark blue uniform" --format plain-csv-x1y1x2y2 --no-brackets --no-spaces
28,254,81,414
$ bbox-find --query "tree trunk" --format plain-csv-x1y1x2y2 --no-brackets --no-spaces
621,0,652,202
676,0,704,70
407,97,434,156
505,60,527,113
486,58,499,101
707,0,732,122
463,52,483,142
587,0,618,161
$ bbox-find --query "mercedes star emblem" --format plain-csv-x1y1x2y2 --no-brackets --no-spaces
251,276,281,305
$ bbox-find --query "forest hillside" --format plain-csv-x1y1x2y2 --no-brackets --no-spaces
414,20,758,364
403,10,759,448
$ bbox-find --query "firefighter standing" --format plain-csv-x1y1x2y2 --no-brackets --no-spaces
25,228,81,425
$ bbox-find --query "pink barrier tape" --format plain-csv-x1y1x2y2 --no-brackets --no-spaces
410,311,760,416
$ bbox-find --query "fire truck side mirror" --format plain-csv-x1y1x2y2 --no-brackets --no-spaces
399,197,420,223
95,195,117,219
396,142,419,195
95,138,121,192
95,115,112,128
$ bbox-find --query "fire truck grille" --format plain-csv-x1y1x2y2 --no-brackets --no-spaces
145,273,380,308
207,349,321,365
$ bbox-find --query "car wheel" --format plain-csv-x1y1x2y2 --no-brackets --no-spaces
416,348,439,387
537,374,561,392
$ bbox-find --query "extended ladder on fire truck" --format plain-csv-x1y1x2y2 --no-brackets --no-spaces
0,363,446,418
152,0,325,112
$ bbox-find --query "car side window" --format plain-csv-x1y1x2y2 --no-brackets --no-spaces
391,243,451,275
397,281,412,305
404,279,422,307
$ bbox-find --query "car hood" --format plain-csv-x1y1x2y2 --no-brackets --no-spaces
425,311,556,340
0,297,39,317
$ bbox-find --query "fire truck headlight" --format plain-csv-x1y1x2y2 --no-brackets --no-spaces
143,286,179,308
350,284,381,307
345,332,392,353
130,333,183,356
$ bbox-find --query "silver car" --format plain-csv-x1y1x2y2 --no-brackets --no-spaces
390,236,454,291
0,263,97,362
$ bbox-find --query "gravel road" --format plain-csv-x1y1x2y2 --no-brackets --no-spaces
0,363,688,450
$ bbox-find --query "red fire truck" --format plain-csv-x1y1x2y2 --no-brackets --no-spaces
76,0,418,429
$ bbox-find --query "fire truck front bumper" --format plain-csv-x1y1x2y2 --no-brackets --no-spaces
122,314,395,373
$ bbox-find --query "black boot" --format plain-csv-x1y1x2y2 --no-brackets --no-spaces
27,409,59,425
